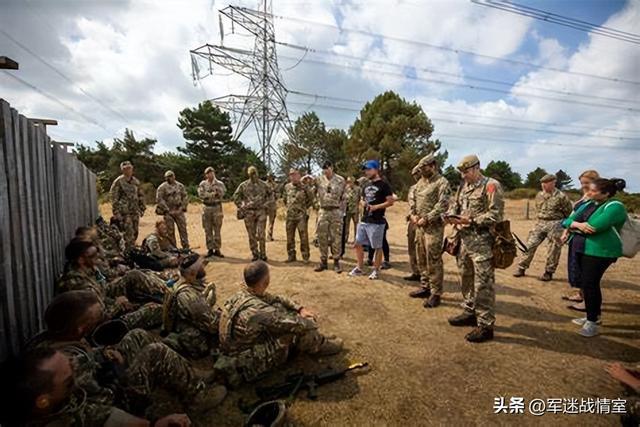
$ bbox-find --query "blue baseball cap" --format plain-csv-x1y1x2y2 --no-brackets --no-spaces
362,159,380,170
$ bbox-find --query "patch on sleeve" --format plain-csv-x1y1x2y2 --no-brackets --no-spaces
486,183,496,194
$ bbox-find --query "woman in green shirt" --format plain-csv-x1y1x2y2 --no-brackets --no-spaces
562,178,627,337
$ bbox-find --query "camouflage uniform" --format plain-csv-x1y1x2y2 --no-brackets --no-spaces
142,232,176,268
313,173,346,262
233,177,271,259
265,179,278,240
27,329,209,425
413,173,451,295
156,180,189,248
110,175,146,248
56,268,164,330
517,188,572,274
283,181,314,261
216,288,323,382
162,278,220,359
96,221,125,260
197,177,226,252
406,183,419,275
449,175,504,327
344,185,361,243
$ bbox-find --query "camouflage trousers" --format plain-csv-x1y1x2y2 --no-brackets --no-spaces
456,230,496,327
317,208,343,261
162,326,217,360
266,203,277,240
243,209,267,258
108,270,166,329
344,211,359,243
202,205,224,251
164,211,189,249
407,221,419,275
415,225,444,293
518,219,564,274
286,216,310,260
121,214,140,249
119,303,163,330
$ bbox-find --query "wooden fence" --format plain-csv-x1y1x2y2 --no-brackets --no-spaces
0,98,98,360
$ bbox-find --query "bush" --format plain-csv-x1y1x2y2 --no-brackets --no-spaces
139,182,156,205
615,193,640,214
505,188,537,199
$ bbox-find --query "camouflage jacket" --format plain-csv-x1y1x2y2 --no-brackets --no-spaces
198,178,226,208
283,182,314,221
109,175,146,217
407,183,417,217
265,180,278,209
219,288,314,354
313,173,346,210
233,178,271,211
449,175,504,230
535,188,573,221
56,267,109,301
96,222,125,259
156,181,188,214
26,389,117,427
166,279,219,335
413,173,451,226
344,186,361,215
142,232,174,259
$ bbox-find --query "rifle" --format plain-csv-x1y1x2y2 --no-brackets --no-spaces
512,232,529,253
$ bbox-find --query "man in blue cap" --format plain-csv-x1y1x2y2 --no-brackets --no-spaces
349,160,395,280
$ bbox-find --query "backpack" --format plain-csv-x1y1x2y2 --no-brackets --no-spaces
491,220,517,269
161,282,191,335
606,201,640,258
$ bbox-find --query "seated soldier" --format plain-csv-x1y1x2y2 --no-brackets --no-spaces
17,290,226,425
162,254,219,359
76,225,129,280
216,261,342,384
142,219,181,269
57,238,166,330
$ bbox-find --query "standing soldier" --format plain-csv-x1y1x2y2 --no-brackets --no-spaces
513,174,573,281
409,155,451,307
403,166,422,282
110,161,146,248
283,168,314,263
233,166,271,261
344,178,361,244
311,161,346,273
445,154,504,343
198,167,226,258
265,173,278,241
155,170,189,249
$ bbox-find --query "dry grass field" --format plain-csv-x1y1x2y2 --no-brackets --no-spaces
102,200,639,426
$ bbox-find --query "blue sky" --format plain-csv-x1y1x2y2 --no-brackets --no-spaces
1,0,638,189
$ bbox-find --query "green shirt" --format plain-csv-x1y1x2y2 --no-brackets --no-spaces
563,199,627,258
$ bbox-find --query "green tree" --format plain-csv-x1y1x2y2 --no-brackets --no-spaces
483,160,522,191
322,128,349,173
443,165,462,188
524,167,548,188
108,129,163,187
555,169,573,190
280,112,326,174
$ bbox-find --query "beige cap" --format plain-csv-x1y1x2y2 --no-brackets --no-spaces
164,170,175,178
247,166,258,176
457,154,480,171
540,174,557,183
120,160,133,169
204,166,215,174
418,153,436,167
411,165,421,176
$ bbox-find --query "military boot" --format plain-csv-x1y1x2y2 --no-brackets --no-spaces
190,383,228,413
448,311,477,327
251,253,260,262
539,271,553,282
513,268,525,277
333,259,343,273
285,255,297,263
403,273,421,282
423,294,441,308
409,287,431,298
213,250,225,258
315,337,344,356
465,326,494,343
206,249,214,258
314,260,328,272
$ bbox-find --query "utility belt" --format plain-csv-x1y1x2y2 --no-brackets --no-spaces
204,201,222,207
320,206,340,211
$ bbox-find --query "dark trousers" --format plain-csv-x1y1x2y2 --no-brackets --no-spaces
367,223,390,263
578,254,615,322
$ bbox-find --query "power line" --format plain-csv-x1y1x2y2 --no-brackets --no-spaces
471,0,640,45
0,29,129,123
287,89,640,136
434,133,640,151
277,41,639,106
240,7,640,86
2,71,107,129
280,54,640,112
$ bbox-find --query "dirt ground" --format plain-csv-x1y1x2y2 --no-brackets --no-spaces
102,199,639,426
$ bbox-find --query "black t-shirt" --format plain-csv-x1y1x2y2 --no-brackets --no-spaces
361,179,393,224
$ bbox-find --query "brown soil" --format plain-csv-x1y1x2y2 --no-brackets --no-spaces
102,200,640,426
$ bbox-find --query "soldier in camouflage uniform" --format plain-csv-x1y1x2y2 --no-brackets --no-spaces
403,166,422,282
162,255,220,359
408,155,451,308
344,177,361,244
215,261,343,384
156,170,189,249
311,161,346,273
109,161,146,248
445,154,504,343
198,166,226,258
233,166,272,261
17,291,225,426
57,238,165,330
514,174,573,281
283,168,314,263
142,219,180,268
96,217,126,261
265,174,278,241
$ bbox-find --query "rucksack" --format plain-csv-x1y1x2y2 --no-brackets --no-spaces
161,282,191,335
606,201,640,258
491,220,517,269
